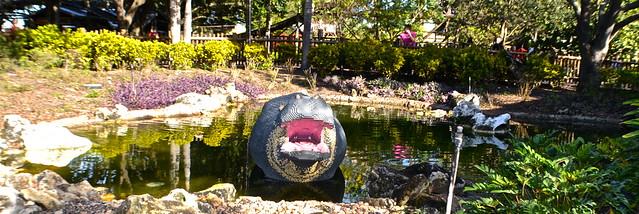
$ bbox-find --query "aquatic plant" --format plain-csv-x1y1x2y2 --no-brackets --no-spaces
460,131,632,213
112,74,264,109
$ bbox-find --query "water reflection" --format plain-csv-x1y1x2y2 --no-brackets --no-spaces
247,166,345,202
19,104,627,203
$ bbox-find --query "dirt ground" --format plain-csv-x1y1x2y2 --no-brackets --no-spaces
1,67,636,129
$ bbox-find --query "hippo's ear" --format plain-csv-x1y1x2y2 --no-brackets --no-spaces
313,95,320,99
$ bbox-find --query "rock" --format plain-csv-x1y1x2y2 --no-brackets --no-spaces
160,189,199,210
20,188,61,210
400,163,466,195
21,124,92,150
2,115,30,142
20,124,92,167
0,186,27,213
36,170,69,191
25,145,91,167
366,163,467,208
162,93,225,116
116,194,199,214
452,101,482,119
207,82,248,103
471,113,511,132
63,180,108,201
361,197,396,208
3,173,36,191
194,183,236,202
95,107,113,120
366,166,409,198
450,91,480,107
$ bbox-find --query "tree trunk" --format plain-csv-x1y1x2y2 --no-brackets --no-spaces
169,0,181,43
266,0,272,53
115,0,146,35
301,0,313,70
46,0,61,27
246,0,252,44
183,0,192,44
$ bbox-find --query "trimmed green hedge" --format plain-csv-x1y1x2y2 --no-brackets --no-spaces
308,40,512,85
1,24,239,71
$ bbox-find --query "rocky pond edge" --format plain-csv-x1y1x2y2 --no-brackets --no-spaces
0,84,626,213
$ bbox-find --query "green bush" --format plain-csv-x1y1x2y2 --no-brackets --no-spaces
92,31,126,70
28,24,69,55
309,44,339,76
454,45,509,85
196,40,238,70
461,132,632,213
243,43,267,70
23,48,63,69
337,39,404,76
275,43,298,63
410,45,449,80
138,40,169,69
168,42,196,70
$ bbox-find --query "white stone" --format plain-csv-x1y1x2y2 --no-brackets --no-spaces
452,100,482,118
2,115,31,142
20,124,92,167
160,188,199,210
472,113,511,132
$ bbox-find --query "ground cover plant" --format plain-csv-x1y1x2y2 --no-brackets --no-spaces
460,131,637,213
112,74,265,110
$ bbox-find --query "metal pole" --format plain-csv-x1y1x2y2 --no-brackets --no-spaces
446,126,463,214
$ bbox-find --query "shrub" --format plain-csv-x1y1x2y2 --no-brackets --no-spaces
168,42,196,70
112,74,265,109
336,39,405,76
623,98,639,138
411,45,448,80
28,24,69,55
138,40,169,69
92,31,126,71
274,43,298,62
22,48,62,69
243,43,267,70
196,40,239,70
461,132,631,213
515,54,563,99
309,44,339,76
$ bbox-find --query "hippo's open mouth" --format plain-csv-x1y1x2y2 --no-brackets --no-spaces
279,118,334,162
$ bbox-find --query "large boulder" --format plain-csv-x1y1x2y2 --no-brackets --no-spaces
117,193,207,214
20,125,92,167
20,188,61,210
2,115,30,143
194,183,236,202
471,113,511,132
366,163,467,208
452,101,482,119
162,93,225,116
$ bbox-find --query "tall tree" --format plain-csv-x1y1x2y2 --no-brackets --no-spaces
449,0,573,47
567,0,639,93
115,0,147,34
169,0,181,43
184,0,192,43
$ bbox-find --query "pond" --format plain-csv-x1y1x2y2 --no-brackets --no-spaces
21,104,628,203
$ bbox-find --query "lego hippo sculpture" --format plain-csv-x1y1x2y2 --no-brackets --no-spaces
249,93,347,182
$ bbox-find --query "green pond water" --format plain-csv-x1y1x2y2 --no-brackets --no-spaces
21,104,627,203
